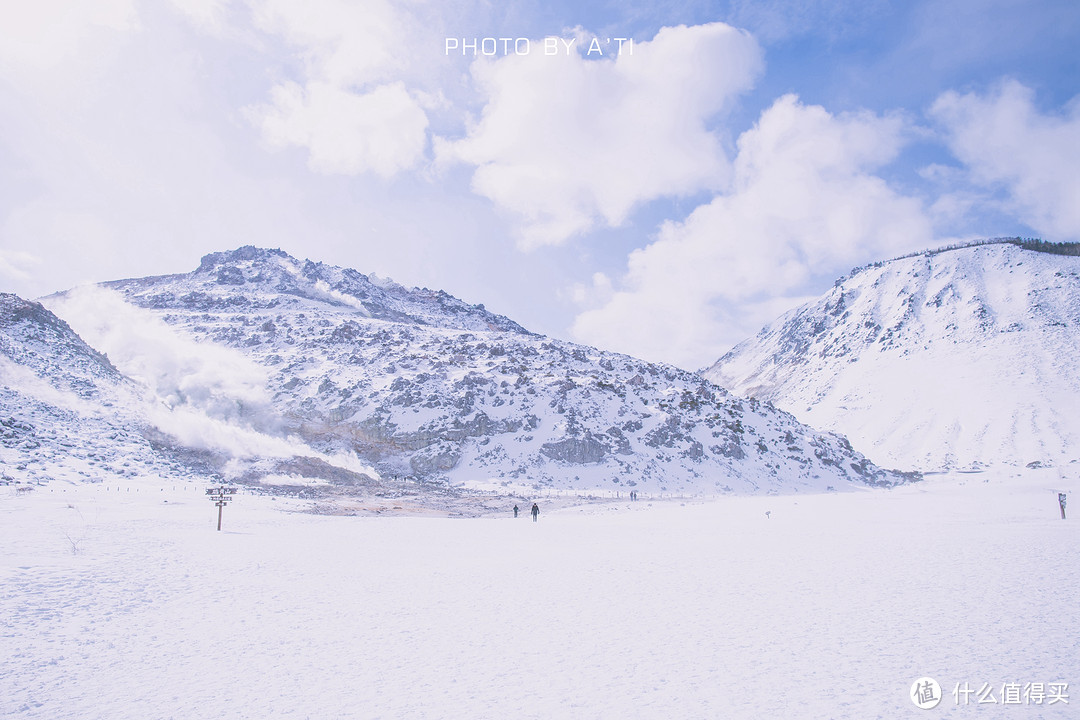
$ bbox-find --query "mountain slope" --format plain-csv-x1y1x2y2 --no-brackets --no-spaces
0,294,181,484
45,246,913,495
704,241,1080,472
129,245,529,334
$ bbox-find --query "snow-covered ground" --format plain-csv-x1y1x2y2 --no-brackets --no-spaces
2,470,1077,718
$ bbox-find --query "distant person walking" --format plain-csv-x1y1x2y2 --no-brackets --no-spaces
531,503,539,522
1060,493,1067,520
513,505,519,518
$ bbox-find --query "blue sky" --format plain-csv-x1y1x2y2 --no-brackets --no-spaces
1,1,1078,369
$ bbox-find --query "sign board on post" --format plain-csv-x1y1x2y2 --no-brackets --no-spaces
206,486,238,531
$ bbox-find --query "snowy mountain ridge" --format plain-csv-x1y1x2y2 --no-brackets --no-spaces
704,240,1080,472
119,245,531,334
19,246,914,497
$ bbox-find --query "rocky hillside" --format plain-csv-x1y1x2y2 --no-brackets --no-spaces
42,246,913,495
0,294,178,484
705,240,1080,472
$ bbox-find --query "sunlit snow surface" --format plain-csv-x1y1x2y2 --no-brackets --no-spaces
707,243,1080,473
2,469,1076,718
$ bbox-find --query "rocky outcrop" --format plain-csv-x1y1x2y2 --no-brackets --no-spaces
541,433,609,464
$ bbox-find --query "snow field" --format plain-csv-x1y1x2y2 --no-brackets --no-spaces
2,470,1078,718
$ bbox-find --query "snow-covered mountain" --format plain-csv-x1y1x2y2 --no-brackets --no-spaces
38,246,911,495
0,293,183,484
704,240,1080,473
1,291,377,488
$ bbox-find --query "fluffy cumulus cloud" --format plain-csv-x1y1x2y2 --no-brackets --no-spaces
438,23,763,248
256,80,428,177
246,0,431,176
931,80,1080,241
572,94,934,369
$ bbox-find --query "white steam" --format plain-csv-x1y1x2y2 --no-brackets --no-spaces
46,285,272,421
43,284,378,477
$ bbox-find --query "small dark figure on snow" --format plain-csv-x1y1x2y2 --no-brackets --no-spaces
1060,493,1067,520
513,505,519,518
531,503,540,522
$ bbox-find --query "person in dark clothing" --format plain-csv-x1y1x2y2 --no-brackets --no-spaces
513,505,519,518
531,503,539,522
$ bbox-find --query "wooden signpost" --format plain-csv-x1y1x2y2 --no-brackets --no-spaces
206,486,238,531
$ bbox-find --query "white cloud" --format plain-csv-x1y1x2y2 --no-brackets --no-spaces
253,80,429,177
249,0,413,87
244,0,432,177
437,22,763,248
0,249,38,282
572,94,934,369
931,80,1080,241
167,0,232,34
